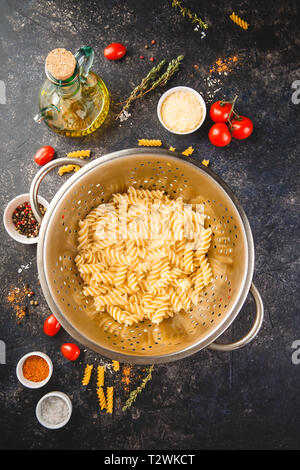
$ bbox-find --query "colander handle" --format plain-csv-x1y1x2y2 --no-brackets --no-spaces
30,157,87,223
208,283,264,351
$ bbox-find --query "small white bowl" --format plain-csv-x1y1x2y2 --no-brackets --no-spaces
36,391,72,429
3,193,49,244
16,351,53,389
157,86,207,135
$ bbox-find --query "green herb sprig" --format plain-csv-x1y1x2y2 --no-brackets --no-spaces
171,0,208,30
122,365,154,411
116,55,184,120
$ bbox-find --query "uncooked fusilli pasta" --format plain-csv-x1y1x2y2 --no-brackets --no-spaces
75,186,213,326
112,360,120,371
67,150,91,159
97,365,105,387
97,387,107,410
82,364,93,386
229,12,249,30
106,386,114,414
58,164,80,175
138,139,162,147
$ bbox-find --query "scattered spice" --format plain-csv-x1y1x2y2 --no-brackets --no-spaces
12,202,46,238
171,0,208,31
121,365,132,393
116,55,184,121
23,355,49,382
209,55,239,75
122,365,154,411
6,283,36,322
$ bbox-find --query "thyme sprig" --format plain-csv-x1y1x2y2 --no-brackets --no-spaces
116,55,184,120
171,0,208,30
122,365,154,411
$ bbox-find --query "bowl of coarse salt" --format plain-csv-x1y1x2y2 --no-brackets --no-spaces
36,391,72,429
157,86,206,135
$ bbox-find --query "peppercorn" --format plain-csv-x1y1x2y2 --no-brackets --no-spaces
12,202,46,238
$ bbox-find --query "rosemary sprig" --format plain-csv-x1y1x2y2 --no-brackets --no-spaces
122,365,154,411
171,0,208,30
116,55,184,120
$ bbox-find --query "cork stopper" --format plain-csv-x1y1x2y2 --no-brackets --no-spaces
45,48,76,81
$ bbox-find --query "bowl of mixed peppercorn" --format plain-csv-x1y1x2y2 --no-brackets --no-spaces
3,193,49,244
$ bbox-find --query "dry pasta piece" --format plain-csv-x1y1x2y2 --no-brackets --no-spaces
169,146,176,151
112,360,120,371
58,164,80,175
97,365,105,387
182,146,194,156
202,159,210,167
138,139,162,147
82,364,93,386
229,12,249,30
97,387,107,410
106,386,114,414
67,150,91,159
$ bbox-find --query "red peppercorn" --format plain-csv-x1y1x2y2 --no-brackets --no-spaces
140,55,144,59
151,40,156,44
150,57,155,62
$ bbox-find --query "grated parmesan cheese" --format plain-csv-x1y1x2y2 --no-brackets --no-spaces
161,91,203,133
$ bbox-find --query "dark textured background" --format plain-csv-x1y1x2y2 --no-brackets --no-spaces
0,0,299,450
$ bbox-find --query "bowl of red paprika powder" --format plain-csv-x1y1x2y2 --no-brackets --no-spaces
16,351,53,389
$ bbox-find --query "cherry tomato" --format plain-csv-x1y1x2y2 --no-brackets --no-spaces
231,116,253,140
209,101,233,123
44,314,61,336
61,343,80,361
34,146,55,166
209,123,231,147
104,43,127,60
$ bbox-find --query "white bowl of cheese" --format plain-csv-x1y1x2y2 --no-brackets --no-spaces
157,86,206,135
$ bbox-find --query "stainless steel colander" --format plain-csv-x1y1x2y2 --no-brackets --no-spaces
30,148,263,364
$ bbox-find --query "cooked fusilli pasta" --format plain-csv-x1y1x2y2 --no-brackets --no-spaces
75,187,213,326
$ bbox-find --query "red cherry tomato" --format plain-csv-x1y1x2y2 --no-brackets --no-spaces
231,116,253,140
61,343,80,361
34,146,55,166
209,101,233,123
44,314,61,336
104,43,127,60
209,123,231,147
